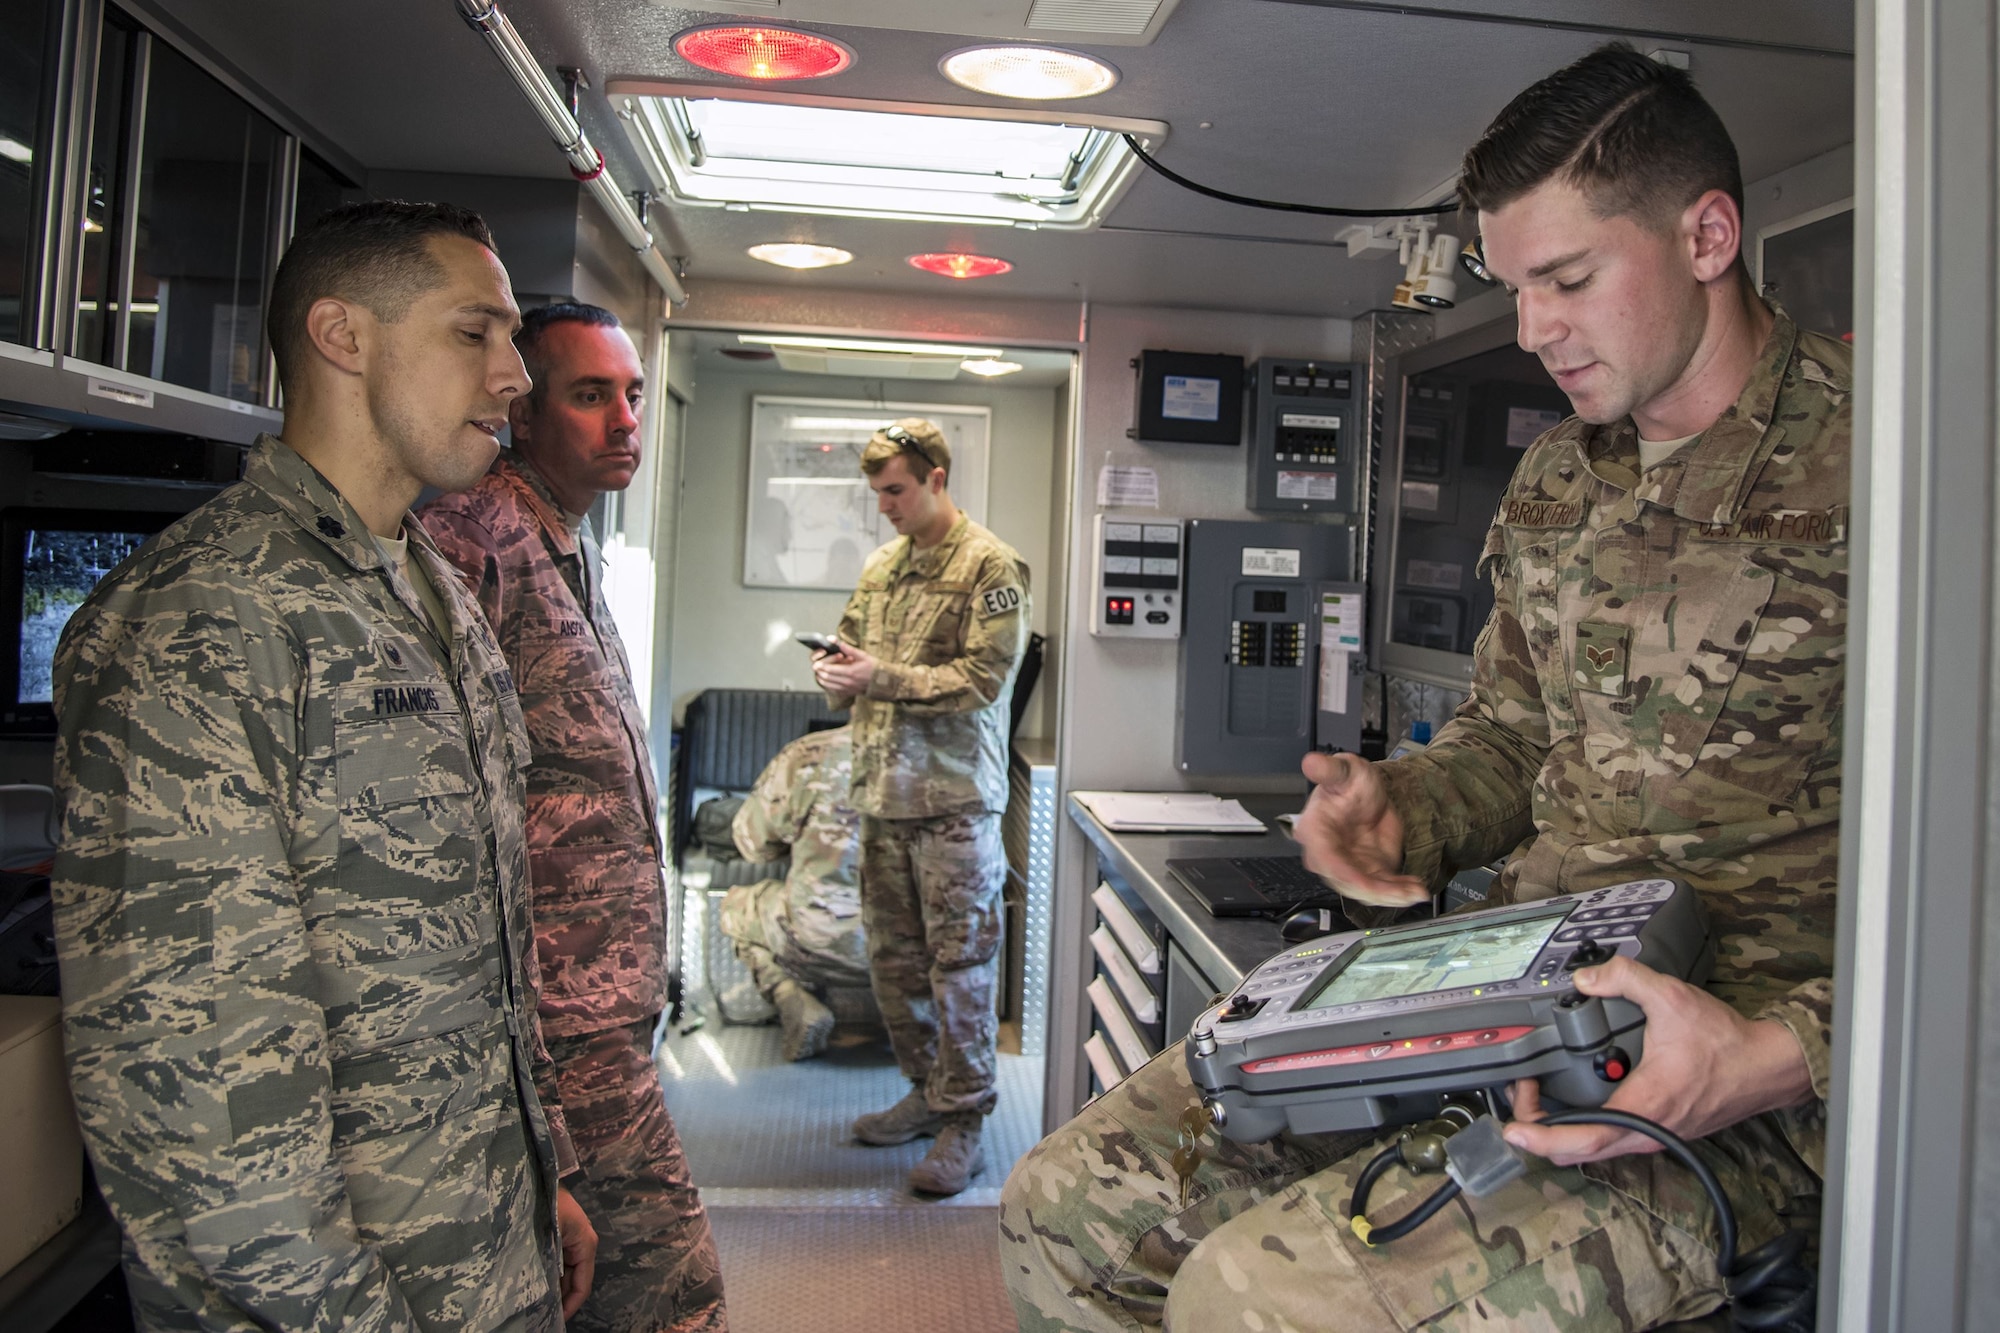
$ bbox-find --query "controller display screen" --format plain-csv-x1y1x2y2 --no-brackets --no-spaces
1302,908,1571,1009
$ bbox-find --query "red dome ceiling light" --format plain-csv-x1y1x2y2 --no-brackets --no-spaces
907,252,1014,280
673,25,854,81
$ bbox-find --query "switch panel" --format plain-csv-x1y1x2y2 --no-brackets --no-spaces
1092,515,1184,639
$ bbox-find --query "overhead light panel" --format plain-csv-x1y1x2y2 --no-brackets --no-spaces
941,45,1118,99
738,334,1004,358
908,252,1013,280
611,83,1162,229
673,25,854,80
960,358,1024,377
747,242,854,269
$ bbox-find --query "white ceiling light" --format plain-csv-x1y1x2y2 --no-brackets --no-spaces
959,358,1024,377
738,334,1004,357
0,137,32,165
747,242,854,269
941,45,1118,100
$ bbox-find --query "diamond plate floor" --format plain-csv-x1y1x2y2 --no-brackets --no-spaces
660,1018,1042,1207
703,1206,1016,1333
659,1016,1040,1331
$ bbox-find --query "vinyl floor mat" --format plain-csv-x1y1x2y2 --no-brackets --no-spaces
704,1206,1016,1333
660,1018,1043,1206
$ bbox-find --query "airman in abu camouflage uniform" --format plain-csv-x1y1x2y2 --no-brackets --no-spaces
53,204,591,1332
814,418,1030,1195
724,724,871,1060
1002,47,1843,1331
423,303,725,1333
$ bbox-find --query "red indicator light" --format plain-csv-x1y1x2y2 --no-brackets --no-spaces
908,252,1014,280
1241,1024,1537,1075
673,25,854,80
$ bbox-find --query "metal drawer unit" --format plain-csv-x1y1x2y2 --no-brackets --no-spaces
1088,880,1167,1089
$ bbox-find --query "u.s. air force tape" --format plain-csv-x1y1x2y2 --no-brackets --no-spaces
979,585,1023,618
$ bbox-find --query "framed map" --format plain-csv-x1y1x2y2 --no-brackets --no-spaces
742,396,991,591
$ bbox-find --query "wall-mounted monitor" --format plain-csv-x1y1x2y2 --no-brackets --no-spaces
1371,316,1568,692
0,508,179,735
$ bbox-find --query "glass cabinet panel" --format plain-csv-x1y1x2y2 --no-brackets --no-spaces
126,39,284,402
0,0,54,347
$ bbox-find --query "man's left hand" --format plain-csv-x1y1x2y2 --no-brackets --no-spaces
555,1185,598,1320
1501,954,1815,1165
812,644,876,696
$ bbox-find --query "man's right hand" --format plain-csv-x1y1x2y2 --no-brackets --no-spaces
1296,752,1430,908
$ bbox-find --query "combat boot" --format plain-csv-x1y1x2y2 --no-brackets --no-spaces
908,1114,985,1195
773,979,835,1061
851,1087,944,1145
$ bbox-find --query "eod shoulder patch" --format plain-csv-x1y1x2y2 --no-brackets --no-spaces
979,585,1023,618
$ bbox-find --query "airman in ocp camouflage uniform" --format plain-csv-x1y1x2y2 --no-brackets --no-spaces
815,417,1030,1196
423,303,725,1333
56,439,573,1332
724,724,872,1060
1003,47,1844,1332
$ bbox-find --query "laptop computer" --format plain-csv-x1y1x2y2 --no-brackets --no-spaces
1167,854,1353,920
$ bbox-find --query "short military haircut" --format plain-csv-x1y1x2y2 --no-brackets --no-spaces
861,418,951,483
1458,42,1744,231
515,302,623,409
267,200,497,394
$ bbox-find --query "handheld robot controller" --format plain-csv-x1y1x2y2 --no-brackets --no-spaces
1185,878,1714,1142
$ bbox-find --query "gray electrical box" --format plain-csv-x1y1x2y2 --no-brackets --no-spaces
1246,357,1359,515
1177,519,1353,775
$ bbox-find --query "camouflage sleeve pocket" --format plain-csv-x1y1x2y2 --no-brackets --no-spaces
59,874,216,1039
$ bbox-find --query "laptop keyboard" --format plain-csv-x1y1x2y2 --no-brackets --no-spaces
1232,857,1333,899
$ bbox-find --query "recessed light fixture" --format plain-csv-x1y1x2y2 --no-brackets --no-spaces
941,45,1118,100
747,242,854,270
908,253,1013,280
673,25,854,81
960,359,1024,377
738,334,1004,358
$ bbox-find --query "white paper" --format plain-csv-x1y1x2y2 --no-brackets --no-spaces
1161,374,1222,421
1321,590,1363,650
1402,479,1441,511
1073,791,1267,833
1406,558,1464,591
1319,647,1351,714
1097,465,1161,508
1506,406,1565,450
1276,470,1339,501
1241,546,1302,578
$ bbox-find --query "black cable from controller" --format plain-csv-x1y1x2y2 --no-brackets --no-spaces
1346,1107,1816,1332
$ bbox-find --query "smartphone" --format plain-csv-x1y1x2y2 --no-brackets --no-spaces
796,632,844,655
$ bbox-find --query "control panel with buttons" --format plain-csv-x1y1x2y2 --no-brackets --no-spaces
1092,514,1184,639
1185,877,1713,1142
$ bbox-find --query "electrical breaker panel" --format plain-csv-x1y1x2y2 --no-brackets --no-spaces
1247,357,1359,516
1092,515,1183,638
1177,519,1354,775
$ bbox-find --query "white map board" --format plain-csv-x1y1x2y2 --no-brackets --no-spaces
743,396,991,591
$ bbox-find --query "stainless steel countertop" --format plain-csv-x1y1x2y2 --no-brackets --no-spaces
1067,792,1304,991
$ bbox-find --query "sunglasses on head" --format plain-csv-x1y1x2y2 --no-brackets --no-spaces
881,425,940,475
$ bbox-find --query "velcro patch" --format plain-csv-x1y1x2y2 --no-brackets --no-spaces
1503,498,1585,528
979,585,1023,618
1695,507,1847,545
